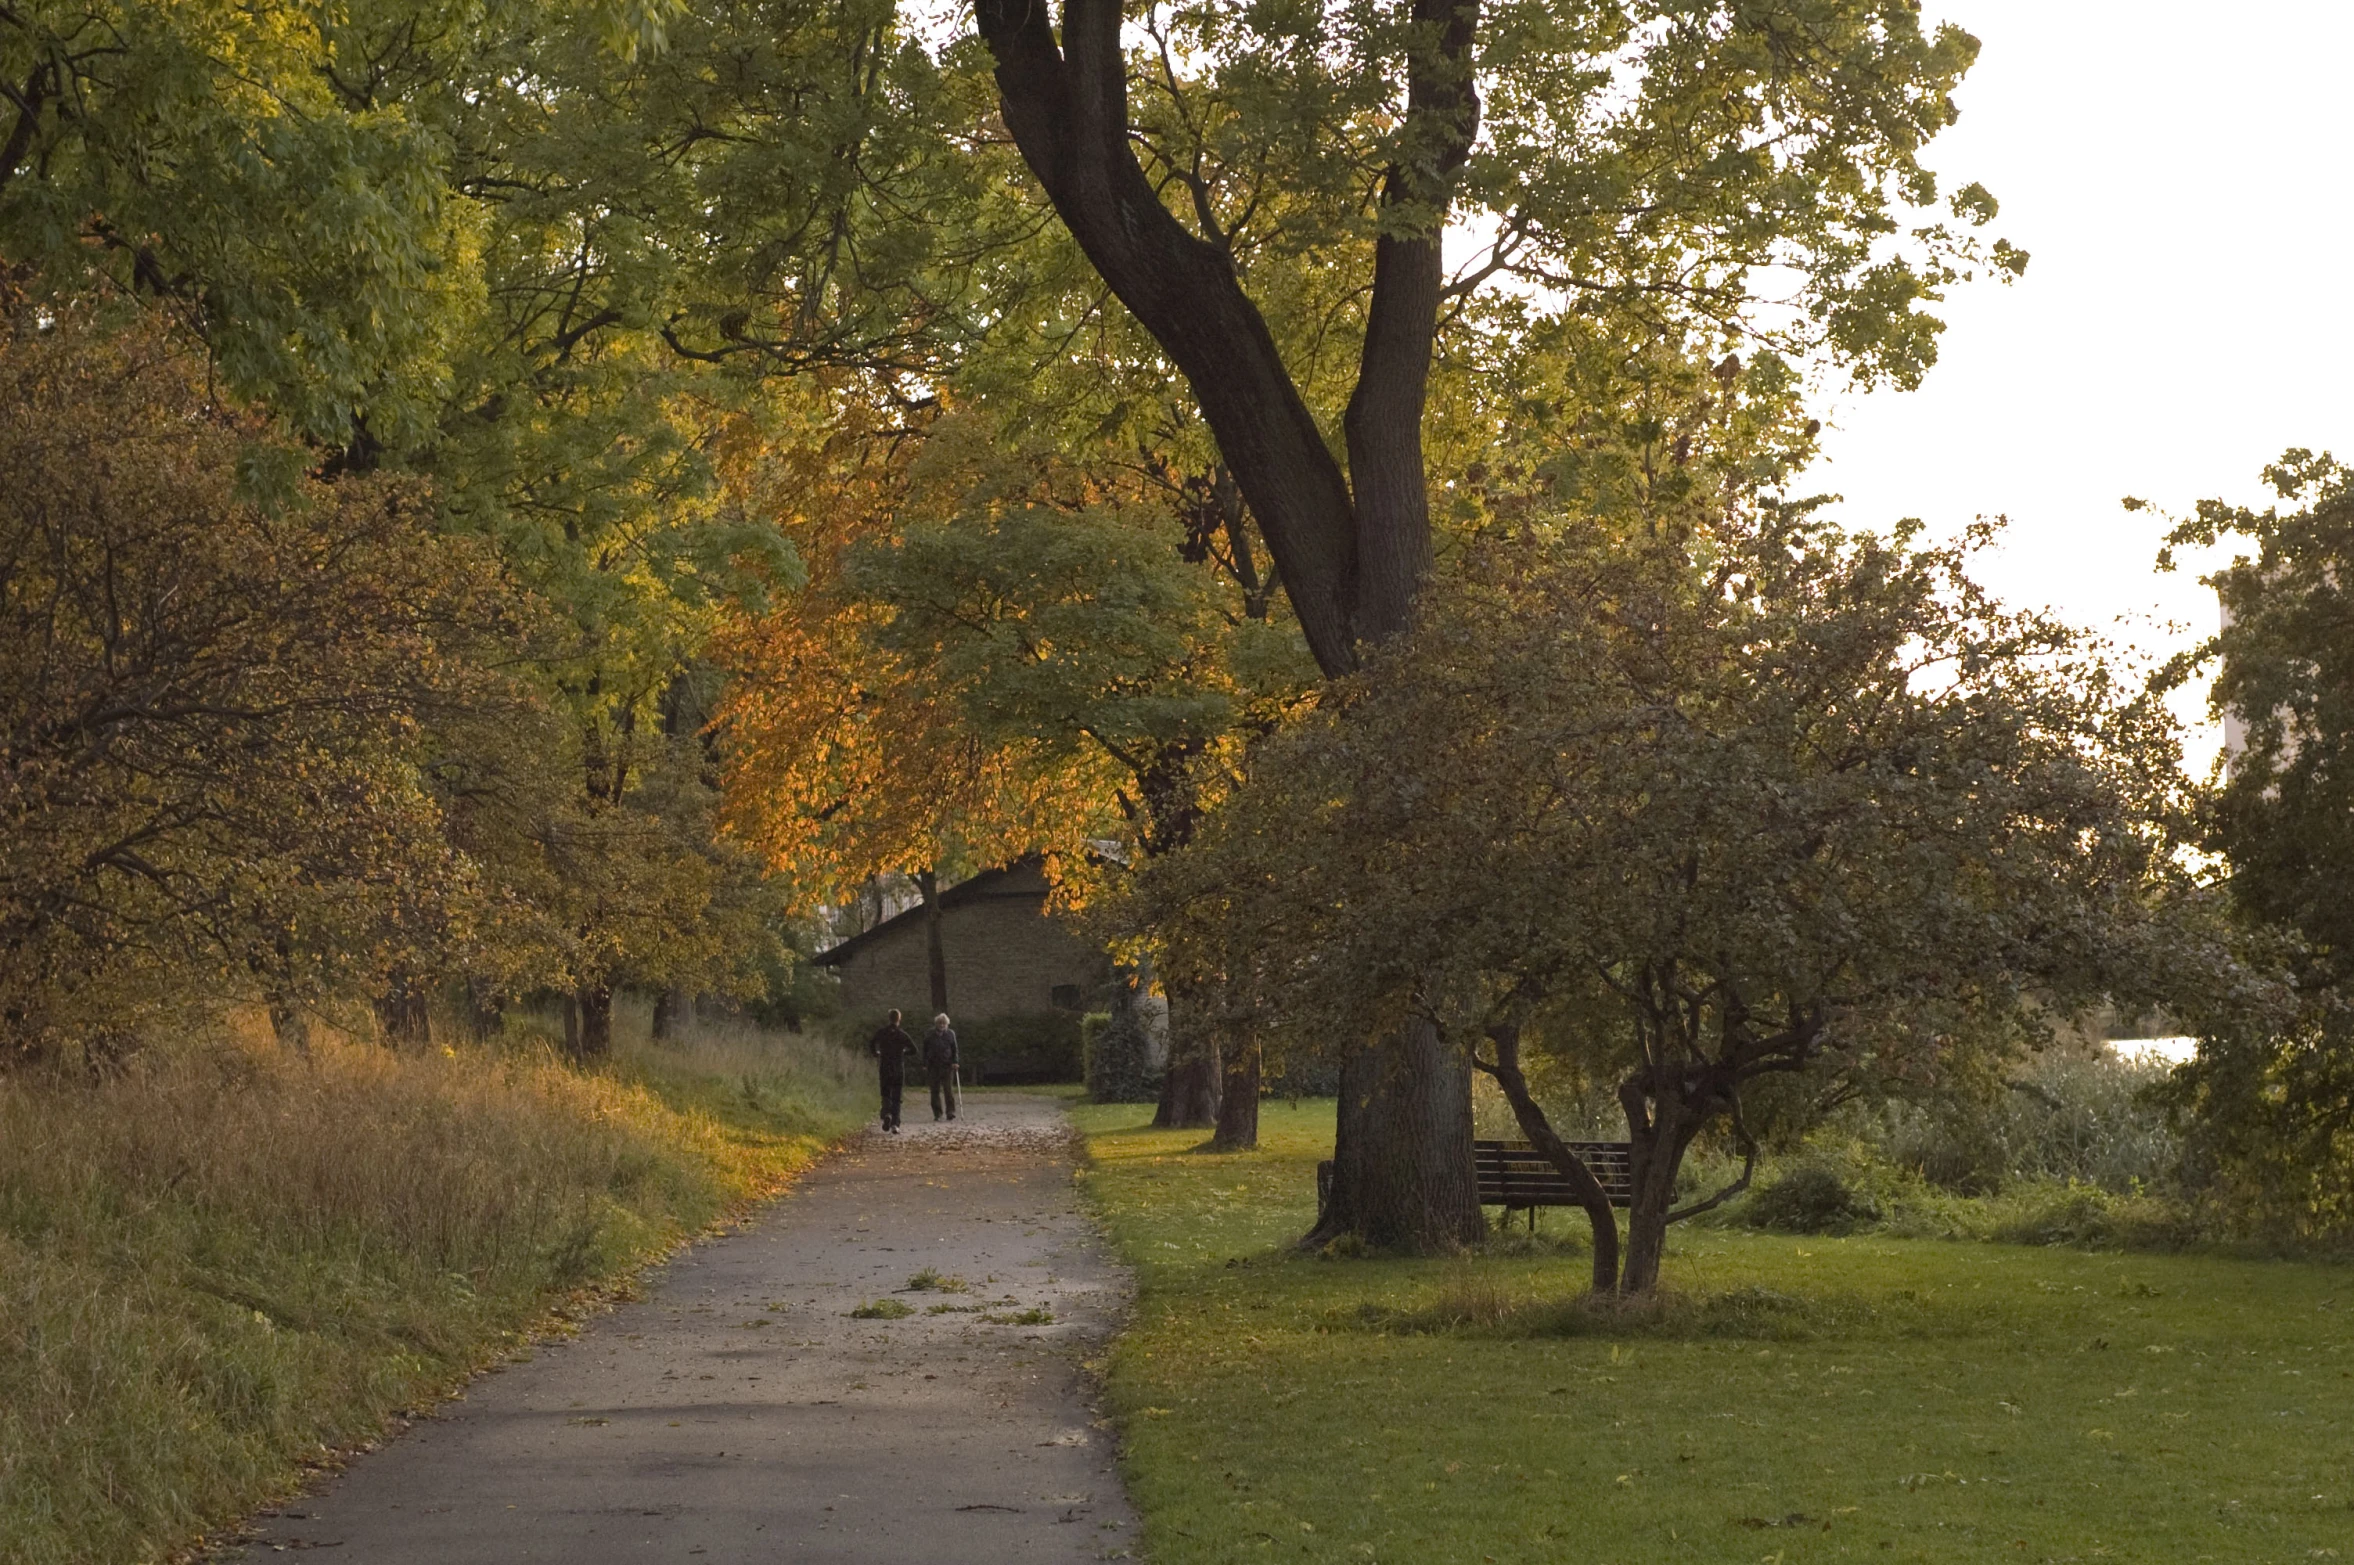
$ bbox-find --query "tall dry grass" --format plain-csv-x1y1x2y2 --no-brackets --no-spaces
0,1018,862,1565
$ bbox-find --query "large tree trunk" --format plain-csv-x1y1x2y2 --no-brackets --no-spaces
1308,1033,1481,1254
975,0,1365,673
1211,1028,1261,1151
1302,1021,1482,1253
974,0,1484,1251
1339,0,1476,642
569,981,613,1062
651,986,690,1044
1154,987,1220,1129
916,869,949,1018
373,971,431,1050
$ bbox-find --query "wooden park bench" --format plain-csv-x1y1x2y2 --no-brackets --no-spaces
1314,1140,1635,1232
1476,1139,1633,1229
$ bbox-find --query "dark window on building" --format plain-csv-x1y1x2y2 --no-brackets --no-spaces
1050,984,1085,1012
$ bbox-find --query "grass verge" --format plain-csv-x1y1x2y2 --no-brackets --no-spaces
0,1021,863,1565
1070,1099,2354,1564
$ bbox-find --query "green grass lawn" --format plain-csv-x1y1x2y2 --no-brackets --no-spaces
1068,1100,2354,1564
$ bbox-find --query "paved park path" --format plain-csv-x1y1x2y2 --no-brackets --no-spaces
228,1093,1137,1562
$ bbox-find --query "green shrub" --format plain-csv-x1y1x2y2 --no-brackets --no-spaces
1976,1181,2208,1251
1744,1165,1879,1235
1707,1145,2220,1253
742,956,842,1032
1838,1049,2182,1196
1987,1185,2119,1247
1082,1009,1162,1101
961,1010,1083,1083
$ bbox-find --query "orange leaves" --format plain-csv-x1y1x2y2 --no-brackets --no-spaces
711,408,1117,909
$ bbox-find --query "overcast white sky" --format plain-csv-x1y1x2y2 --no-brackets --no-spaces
1803,0,2354,766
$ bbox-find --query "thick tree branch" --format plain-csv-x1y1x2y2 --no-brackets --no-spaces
1665,1088,1758,1224
1343,0,1479,641
972,0,1362,675
1473,1021,1620,1294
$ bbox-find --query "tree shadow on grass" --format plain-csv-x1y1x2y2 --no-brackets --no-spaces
1340,1277,2003,1343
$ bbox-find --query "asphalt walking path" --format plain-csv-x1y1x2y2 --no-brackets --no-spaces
225,1092,1137,1563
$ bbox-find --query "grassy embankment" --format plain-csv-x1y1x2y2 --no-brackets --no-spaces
1070,1100,2354,1564
0,1017,865,1565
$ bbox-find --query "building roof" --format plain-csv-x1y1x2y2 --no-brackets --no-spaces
811,859,1051,968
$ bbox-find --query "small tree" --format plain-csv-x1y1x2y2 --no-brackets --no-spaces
1138,512,2231,1292
2153,452,2354,1234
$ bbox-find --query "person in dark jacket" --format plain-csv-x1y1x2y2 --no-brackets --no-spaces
868,1009,915,1132
922,1012,960,1122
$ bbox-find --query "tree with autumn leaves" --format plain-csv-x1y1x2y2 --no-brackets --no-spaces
965,0,2032,1249
11,0,2336,1287
713,398,1316,1103
2,0,1001,1051
713,405,1120,1015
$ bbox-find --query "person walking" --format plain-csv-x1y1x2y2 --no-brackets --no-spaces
868,1009,915,1132
923,1012,960,1122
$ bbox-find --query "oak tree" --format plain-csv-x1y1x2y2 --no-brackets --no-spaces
969,0,2023,1248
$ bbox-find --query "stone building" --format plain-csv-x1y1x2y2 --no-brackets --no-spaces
814,859,1108,1079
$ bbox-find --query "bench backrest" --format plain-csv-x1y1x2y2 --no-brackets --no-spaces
1473,1139,1634,1208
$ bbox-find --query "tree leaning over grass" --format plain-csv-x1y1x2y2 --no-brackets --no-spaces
1137,514,2237,1292
6,0,1010,1048
969,0,2023,1249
